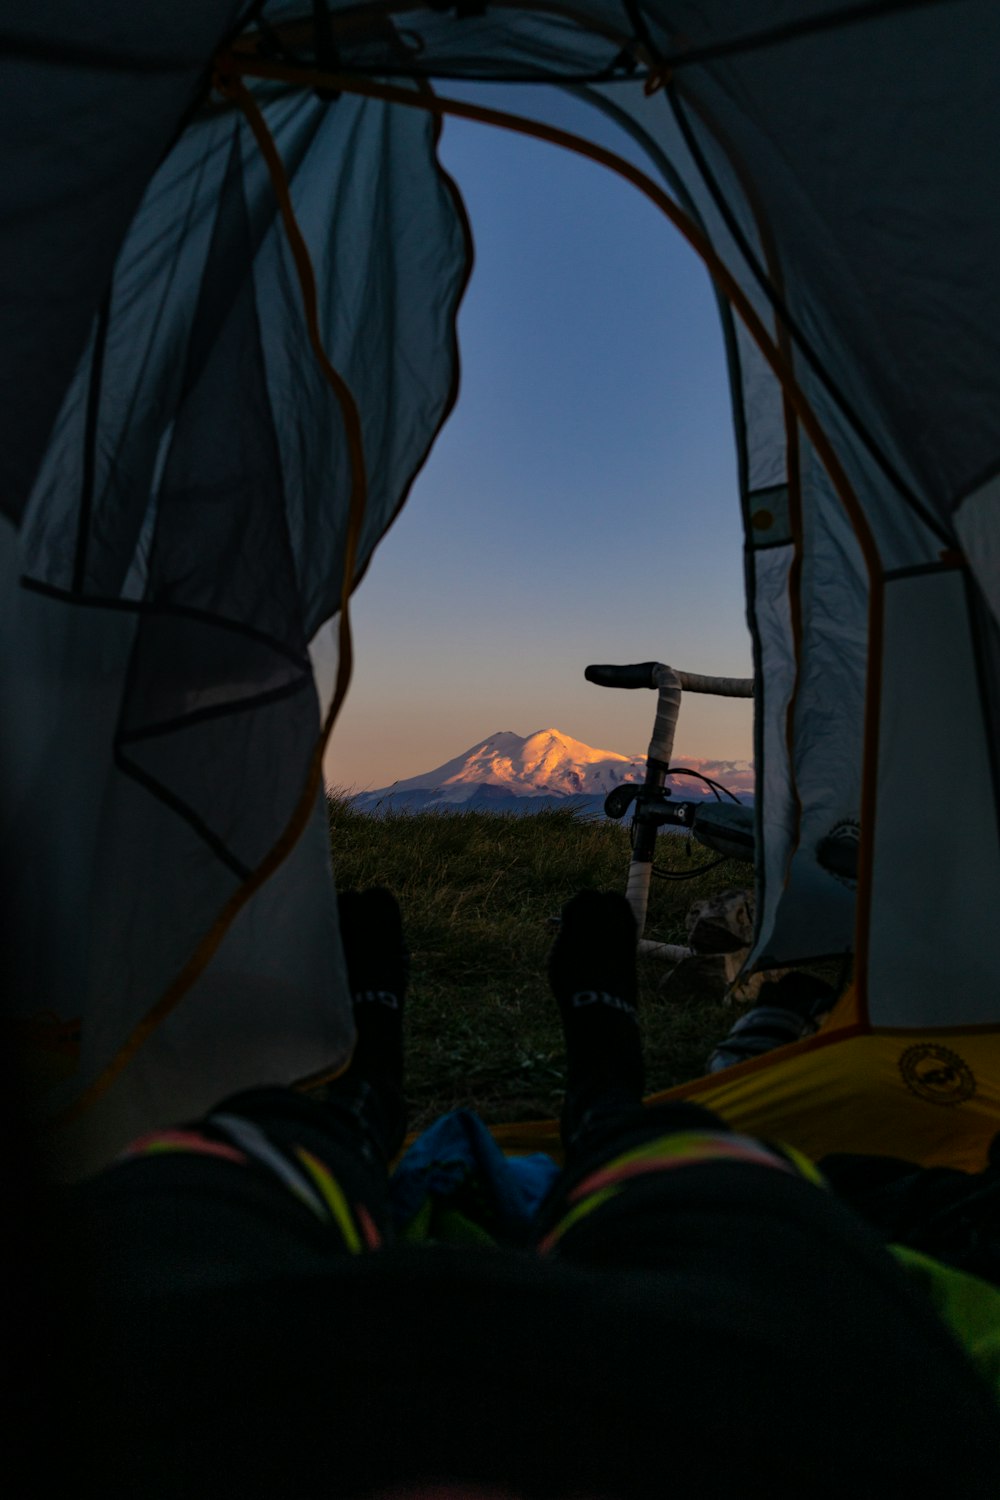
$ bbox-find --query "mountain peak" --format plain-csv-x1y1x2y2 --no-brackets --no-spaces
349,730,754,813
362,727,646,804
521,727,634,766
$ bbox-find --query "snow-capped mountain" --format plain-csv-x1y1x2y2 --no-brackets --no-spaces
348,729,754,815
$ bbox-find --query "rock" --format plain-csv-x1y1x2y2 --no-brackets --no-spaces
684,888,755,953
666,888,781,1003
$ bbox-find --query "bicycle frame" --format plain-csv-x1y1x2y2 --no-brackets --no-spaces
585,662,754,957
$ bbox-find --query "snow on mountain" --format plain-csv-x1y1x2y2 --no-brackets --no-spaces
350,729,754,814
388,728,644,801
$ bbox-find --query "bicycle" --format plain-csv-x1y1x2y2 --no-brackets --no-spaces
584,661,755,960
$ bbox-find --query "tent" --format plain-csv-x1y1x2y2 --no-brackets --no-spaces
3,0,1000,1176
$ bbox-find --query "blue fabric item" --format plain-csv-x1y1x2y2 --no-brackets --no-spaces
390,1109,560,1240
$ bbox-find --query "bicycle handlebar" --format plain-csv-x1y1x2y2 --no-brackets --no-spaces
585,662,754,697
585,662,659,689
586,661,753,770
586,660,755,934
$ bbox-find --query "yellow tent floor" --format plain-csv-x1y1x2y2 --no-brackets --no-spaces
492,1005,1000,1173
17,986,1000,1177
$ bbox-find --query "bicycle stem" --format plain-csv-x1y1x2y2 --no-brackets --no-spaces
626,666,682,936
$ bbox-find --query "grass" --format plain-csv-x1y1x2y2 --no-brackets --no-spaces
325,795,762,1133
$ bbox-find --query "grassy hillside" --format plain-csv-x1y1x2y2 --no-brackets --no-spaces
326,796,760,1132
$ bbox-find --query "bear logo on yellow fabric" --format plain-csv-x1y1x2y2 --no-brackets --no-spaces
899,1044,976,1107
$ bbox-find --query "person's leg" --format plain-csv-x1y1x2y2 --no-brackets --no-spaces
74,888,410,1297
320,885,410,1164
546,888,647,1151
532,892,1000,1487
536,890,829,1266
539,889,736,1258
545,887,722,1146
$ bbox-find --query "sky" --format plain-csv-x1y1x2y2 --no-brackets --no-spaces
321,86,754,792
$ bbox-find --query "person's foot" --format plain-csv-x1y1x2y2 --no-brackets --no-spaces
548,891,644,1148
333,888,410,1159
338,887,409,1010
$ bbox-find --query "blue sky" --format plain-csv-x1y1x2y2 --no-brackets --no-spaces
323,88,754,790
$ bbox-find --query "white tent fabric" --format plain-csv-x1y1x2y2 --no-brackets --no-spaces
2,7,470,1172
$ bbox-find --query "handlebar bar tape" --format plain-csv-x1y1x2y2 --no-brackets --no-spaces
586,660,754,771
584,663,659,689
649,664,682,765
675,673,754,698
585,663,754,696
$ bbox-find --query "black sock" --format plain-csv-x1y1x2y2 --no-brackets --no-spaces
332,888,409,1159
548,891,644,1147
